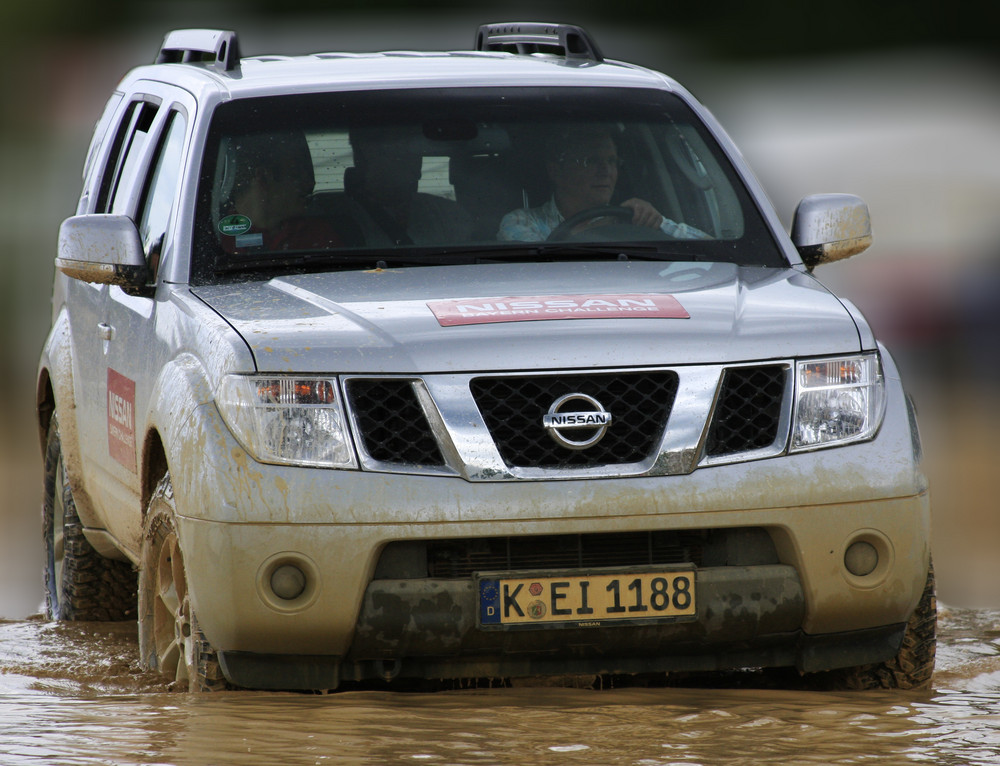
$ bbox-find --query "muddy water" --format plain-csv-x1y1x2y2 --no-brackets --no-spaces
0,609,997,765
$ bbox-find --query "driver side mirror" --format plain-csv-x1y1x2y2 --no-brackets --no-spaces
56,214,151,294
791,193,872,270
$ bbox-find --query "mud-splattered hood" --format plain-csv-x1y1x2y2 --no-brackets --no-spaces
191,261,868,374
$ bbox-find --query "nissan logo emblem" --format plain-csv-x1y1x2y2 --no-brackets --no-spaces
542,393,613,450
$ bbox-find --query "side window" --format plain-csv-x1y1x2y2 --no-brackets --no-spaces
98,101,159,215
658,125,743,239
307,131,352,191
78,93,124,213
305,131,455,199
137,111,187,277
95,101,140,213
418,156,455,200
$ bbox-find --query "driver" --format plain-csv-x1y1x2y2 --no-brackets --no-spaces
497,127,709,242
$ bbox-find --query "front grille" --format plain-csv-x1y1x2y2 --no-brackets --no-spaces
705,365,787,457
346,379,445,467
425,531,706,579
470,371,678,468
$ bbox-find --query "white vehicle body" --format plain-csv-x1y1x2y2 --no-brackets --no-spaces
37,24,932,691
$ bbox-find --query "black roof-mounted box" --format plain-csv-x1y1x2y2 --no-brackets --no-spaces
156,29,241,72
475,22,603,62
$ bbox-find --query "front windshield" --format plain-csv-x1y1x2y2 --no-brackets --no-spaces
192,87,785,283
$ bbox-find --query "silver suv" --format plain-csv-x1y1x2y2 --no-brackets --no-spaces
37,23,934,691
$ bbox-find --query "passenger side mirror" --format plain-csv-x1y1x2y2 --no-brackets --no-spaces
791,193,872,270
56,214,151,293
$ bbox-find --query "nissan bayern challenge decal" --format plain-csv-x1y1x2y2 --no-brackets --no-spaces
107,368,137,472
428,294,690,326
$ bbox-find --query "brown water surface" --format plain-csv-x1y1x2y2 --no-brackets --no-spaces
1,608,1000,765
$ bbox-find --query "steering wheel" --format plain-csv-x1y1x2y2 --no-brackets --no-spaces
546,206,635,241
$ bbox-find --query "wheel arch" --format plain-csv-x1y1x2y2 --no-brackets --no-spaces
140,351,220,522
141,428,169,519
36,366,55,454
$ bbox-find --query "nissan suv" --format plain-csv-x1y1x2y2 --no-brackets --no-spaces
37,23,934,691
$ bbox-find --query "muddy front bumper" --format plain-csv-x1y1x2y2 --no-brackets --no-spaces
216,562,906,690
176,476,928,690
177,478,929,690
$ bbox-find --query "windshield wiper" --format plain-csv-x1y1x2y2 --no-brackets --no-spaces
212,243,706,275
468,243,705,262
213,250,456,274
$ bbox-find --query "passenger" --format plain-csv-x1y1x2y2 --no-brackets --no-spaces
224,132,342,251
497,127,710,242
345,126,472,246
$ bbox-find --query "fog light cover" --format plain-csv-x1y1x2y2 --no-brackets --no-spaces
844,541,879,577
270,564,307,600
791,354,885,451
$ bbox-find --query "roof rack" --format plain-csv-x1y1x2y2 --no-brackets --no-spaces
156,29,241,72
475,22,603,63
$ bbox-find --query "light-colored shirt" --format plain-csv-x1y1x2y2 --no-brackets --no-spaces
497,197,711,242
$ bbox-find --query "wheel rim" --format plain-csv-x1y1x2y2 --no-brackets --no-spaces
152,528,193,685
50,454,67,610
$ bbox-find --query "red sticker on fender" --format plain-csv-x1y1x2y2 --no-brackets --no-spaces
428,294,689,326
107,369,137,472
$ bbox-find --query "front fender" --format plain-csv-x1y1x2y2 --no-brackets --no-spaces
140,285,258,528
143,352,221,510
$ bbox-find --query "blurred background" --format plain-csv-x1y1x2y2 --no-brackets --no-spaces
1,1,998,618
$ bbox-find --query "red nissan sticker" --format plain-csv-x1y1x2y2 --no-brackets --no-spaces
428,294,690,327
107,368,137,472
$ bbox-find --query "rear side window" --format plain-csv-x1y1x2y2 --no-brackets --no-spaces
78,92,124,212
137,110,187,278
95,101,159,215
307,132,455,200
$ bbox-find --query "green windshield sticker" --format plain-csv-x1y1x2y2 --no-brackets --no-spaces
219,214,252,236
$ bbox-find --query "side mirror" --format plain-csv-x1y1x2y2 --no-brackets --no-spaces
791,193,872,270
56,214,150,292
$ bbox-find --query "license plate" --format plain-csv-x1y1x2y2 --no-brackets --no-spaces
477,568,696,629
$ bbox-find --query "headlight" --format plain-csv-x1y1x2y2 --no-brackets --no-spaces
790,353,885,451
215,375,357,468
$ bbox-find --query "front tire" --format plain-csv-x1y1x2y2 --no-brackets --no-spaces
819,563,937,690
42,415,137,621
138,474,228,692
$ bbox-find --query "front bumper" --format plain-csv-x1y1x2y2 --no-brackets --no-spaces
177,485,928,689
215,562,908,691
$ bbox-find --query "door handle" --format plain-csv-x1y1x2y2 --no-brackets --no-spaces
98,322,114,341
